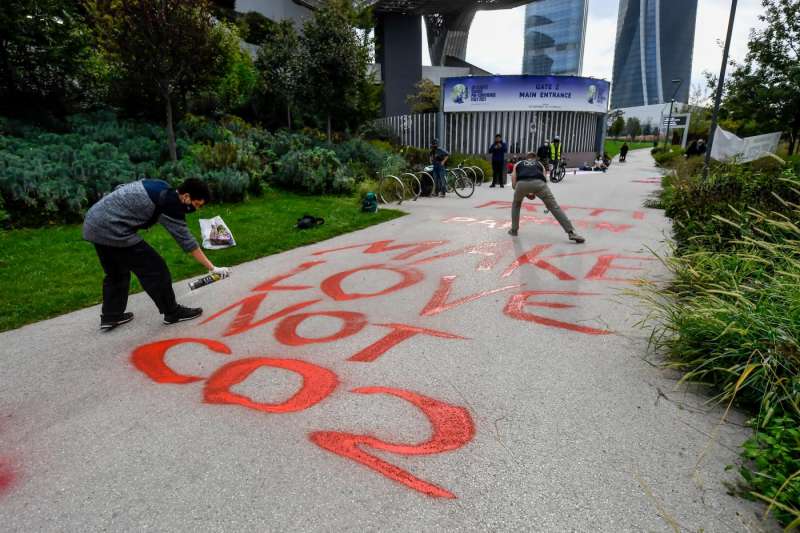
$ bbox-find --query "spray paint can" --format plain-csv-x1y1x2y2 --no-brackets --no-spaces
188,272,224,291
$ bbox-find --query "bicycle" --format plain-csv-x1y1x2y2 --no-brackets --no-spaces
446,167,475,198
550,157,567,183
455,162,479,187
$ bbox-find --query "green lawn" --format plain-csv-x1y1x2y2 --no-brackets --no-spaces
0,191,404,332
604,140,654,159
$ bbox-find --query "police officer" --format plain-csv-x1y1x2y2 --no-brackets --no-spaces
508,152,585,243
549,135,563,180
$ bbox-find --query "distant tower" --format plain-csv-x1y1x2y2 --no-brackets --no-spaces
611,0,698,109
522,0,588,76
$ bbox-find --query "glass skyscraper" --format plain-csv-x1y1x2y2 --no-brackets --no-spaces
611,0,698,109
522,0,588,76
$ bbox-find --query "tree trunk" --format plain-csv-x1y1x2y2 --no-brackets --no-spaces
287,105,292,130
165,93,177,162
790,127,798,156
327,114,332,142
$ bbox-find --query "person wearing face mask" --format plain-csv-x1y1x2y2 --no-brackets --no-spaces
83,178,230,329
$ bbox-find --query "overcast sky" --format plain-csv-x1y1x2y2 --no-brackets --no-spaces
422,0,766,96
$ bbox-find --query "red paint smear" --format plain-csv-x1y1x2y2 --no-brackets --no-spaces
476,200,645,220
312,240,448,261
309,386,475,499
420,275,522,317
320,264,424,301
504,291,612,335
348,323,467,363
586,254,656,282
202,295,321,337
131,338,232,384
411,241,512,271
251,261,325,292
0,461,14,496
274,311,368,346
592,222,634,233
204,358,338,413
501,244,574,280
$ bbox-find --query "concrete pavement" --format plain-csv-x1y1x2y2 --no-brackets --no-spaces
0,150,775,532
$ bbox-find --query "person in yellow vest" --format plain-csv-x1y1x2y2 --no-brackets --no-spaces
548,135,563,181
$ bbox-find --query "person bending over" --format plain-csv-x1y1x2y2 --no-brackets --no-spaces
83,178,230,330
508,152,585,243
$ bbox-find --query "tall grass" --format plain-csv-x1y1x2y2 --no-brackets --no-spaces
642,168,800,527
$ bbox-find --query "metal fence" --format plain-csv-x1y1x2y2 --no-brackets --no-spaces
375,111,602,155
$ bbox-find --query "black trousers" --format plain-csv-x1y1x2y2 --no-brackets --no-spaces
491,160,506,186
94,241,178,319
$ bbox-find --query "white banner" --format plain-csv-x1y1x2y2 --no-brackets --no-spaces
711,127,782,163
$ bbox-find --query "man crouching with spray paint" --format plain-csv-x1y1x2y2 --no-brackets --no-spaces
508,152,585,243
83,178,230,330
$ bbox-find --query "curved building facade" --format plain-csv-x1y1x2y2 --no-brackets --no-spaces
522,0,588,76
611,0,698,109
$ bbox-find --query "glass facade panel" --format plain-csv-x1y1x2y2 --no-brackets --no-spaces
611,0,697,109
522,0,588,76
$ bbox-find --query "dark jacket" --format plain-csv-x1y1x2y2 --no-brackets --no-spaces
536,144,550,160
488,141,508,162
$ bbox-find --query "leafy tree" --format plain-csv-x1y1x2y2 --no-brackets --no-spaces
90,0,226,160
642,122,653,136
238,11,276,45
256,20,300,129
298,0,372,140
212,23,259,113
625,117,641,139
0,0,94,117
608,116,625,137
406,79,440,114
722,0,800,154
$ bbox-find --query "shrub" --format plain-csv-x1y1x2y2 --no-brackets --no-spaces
333,138,392,178
200,168,250,203
653,148,684,167
452,153,492,182
740,415,800,526
273,148,351,194
400,145,430,167
355,178,379,201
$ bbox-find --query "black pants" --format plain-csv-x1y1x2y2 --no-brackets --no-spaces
491,160,505,186
94,241,178,319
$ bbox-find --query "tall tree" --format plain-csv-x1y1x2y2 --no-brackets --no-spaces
722,0,800,154
625,117,641,140
90,0,225,160
406,79,440,114
298,0,372,140
608,116,625,138
256,20,300,129
0,0,93,117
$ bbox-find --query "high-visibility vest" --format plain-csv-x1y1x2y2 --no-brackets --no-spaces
549,142,562,160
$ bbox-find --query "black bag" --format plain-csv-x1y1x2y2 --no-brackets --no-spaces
296,214,325,229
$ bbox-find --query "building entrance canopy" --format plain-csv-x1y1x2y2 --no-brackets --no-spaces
366,1,531,14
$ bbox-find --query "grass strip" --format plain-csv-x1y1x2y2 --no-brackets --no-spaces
0,190,404,332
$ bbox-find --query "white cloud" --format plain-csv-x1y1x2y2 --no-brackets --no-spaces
444,0,766,90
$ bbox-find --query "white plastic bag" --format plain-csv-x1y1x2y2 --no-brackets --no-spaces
200,215,236,250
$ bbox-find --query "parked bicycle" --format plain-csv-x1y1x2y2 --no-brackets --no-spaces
550,157,567,183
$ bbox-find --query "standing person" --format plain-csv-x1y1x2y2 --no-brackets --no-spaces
508,152,585,243
83,178,230,329
549,135,563,181
536,139,550,167
429,139,449,198
488,133,508,188
619,142,629,162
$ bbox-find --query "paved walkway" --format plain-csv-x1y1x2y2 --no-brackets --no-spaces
0,150,773,531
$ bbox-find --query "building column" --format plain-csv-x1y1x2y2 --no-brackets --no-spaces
375,12,423,116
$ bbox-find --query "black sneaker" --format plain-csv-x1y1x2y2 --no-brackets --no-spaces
163,305,203,325
507,229,518,237
568,232,586,244
100,312,134,330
